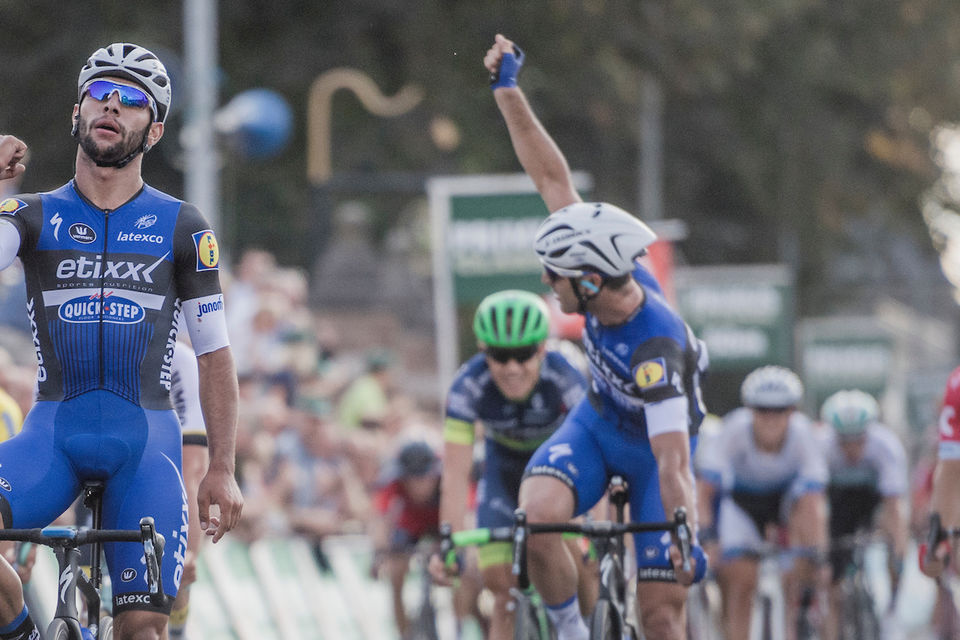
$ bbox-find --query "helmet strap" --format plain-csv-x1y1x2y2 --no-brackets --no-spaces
570,277,601,314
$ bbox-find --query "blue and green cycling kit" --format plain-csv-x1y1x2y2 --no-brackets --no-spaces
525,264,709,582
445,351,587,530
0,181,230,613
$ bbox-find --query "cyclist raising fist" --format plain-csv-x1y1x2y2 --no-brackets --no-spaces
0,44,242,640
485,34,709,640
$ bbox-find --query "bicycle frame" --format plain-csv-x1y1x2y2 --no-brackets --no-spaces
441,476,692,640
0,482,165,640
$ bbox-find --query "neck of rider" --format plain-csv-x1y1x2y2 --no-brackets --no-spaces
587,277,644,326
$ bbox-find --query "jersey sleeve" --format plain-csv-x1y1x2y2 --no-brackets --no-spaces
796,417,829,489
173,204,229,355
938,367,960,460
547,351,588,408
873,427,907,496
629,336,687,405
0,195,40,259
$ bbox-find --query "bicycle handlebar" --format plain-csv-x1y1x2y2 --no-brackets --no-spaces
439,506,694,579
0,516,166,606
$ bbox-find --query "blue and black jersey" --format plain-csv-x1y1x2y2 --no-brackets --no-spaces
581,264,708,437
444,350,587,452
0,181,222,410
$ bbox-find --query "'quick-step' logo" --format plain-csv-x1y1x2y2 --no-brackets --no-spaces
58,293,144,324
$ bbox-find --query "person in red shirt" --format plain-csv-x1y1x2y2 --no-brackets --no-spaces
921,365,960,577
371,441,446,638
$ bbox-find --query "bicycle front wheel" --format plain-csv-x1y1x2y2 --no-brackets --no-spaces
513,597,545,640
589,599,621,640
99,615,113,640
47,618,83,640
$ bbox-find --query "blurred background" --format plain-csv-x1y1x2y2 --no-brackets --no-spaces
2,1,960,637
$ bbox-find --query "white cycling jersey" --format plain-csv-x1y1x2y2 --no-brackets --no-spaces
698,407,828,495
818,423,907,497
699,407,828,557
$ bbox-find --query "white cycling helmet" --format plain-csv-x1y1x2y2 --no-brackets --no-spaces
820,389,879,439
741,365,804,409
78,43,171,123
533,202,657,277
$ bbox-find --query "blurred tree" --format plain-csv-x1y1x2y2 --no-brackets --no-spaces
1,0,958,319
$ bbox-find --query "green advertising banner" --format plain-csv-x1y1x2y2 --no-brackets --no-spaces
798,316,894,414
428,173,592,390
674,264,795,372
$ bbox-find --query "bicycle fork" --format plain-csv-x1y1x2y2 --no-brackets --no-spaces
52,545,102,638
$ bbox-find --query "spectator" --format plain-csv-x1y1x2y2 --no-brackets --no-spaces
337,349,394,431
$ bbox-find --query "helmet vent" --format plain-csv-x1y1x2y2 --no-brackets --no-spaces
579,240,618,271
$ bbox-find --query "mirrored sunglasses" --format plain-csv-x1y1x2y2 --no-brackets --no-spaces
84,80,157,119
485,344,539,364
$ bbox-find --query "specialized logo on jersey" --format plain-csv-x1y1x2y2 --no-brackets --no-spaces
548,442,573,464
50,212,64,240
0,198,26,215
634,357,668,389
0,477,10,491
58,293,144,325
193,230,220,271
135,214,157,229
120,568,137,582
68,223,96,244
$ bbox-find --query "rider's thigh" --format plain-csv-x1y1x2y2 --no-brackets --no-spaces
788,491,828,548
113,609,167,640
518,475,574,523
101,403,185,610
0,402,80,528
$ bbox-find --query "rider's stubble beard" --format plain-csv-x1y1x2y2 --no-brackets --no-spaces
77,117,149,167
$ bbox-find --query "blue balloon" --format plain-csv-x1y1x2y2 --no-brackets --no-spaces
217,88,293,159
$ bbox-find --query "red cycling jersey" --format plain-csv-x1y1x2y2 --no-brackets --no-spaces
938,366,960,460
375,479,440,540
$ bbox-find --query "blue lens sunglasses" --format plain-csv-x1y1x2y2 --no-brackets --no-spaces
83,79,157,120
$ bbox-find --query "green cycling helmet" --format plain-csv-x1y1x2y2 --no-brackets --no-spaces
473,290,550,347
820,389,879,439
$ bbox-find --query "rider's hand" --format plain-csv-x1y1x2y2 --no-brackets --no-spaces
197,466,244,543
483,34,525,89
0,135,27,181
670,542,708,587
427,551,461,587
919,538,951,579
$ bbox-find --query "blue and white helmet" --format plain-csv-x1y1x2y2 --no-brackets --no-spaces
741,365,804,409
821,389,879,438
533,202,657,277
78,43,171,124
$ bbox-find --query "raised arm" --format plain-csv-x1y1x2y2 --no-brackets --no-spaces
484,34,581,213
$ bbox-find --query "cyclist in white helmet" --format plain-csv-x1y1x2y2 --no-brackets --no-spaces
0,44,242,640
697,365,829,640
485,35,709,640
817,389,907,639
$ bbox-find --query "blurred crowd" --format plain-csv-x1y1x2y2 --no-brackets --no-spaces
0,247,445,560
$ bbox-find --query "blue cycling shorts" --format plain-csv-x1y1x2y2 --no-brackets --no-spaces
524,398,698,581
476,441,529,529
0,391,185,613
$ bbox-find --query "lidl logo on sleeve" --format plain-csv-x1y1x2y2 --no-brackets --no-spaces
192,230,220,271
0,198,27,215
634,358,667,389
